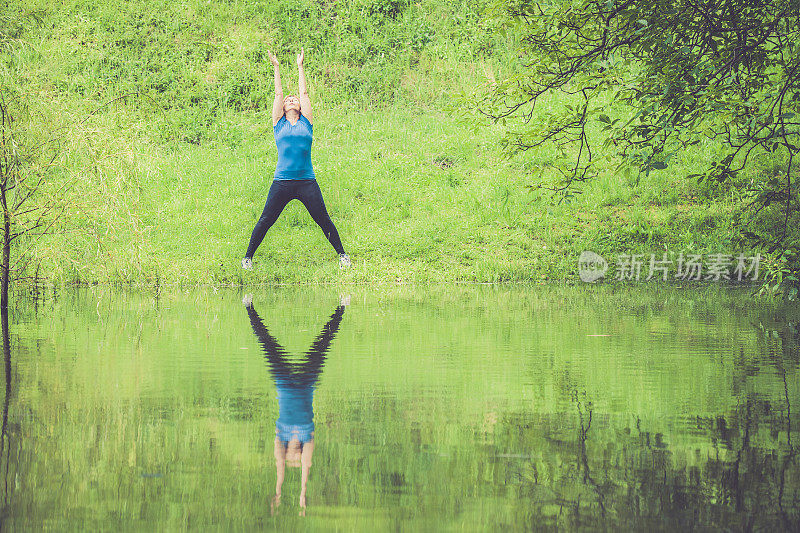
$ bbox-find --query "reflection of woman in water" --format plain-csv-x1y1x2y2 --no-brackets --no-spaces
244,296,346,513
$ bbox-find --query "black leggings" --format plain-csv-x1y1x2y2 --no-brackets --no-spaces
245,179,345,258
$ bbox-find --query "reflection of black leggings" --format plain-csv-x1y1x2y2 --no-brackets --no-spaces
246,304,345,388
245,179,345,258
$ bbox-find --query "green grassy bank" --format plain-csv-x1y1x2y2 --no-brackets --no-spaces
3,0,780,287
36,106,751,286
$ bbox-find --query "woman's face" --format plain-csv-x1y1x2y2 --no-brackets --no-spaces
283,95,301,113
286,439,302,467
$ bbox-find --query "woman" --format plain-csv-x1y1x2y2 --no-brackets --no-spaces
242,48,350,270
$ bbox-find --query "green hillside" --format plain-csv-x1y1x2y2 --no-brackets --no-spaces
1,0,787,287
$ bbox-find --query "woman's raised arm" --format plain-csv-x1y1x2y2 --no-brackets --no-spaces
267,50,284,126
296,48,313,124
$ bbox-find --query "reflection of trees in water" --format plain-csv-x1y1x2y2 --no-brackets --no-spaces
755,318,799,530
1,311,12,513
489,384,799,530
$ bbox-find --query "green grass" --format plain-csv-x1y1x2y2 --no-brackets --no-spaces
26,104,749,287
4,0,773,287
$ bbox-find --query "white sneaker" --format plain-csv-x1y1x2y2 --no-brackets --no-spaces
339,253,351,268
242,257,253,270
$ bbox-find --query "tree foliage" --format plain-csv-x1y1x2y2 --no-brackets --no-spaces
0,9,70,309
473,0,800,258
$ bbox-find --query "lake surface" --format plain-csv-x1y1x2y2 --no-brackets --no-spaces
1,285,798,531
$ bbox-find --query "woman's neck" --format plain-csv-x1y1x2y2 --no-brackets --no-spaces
285,110,300,125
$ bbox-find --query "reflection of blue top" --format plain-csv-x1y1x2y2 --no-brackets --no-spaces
275,379,315,443
274,115,315,180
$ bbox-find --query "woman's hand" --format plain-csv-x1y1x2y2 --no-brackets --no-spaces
296,48,304,67
267,50,280,67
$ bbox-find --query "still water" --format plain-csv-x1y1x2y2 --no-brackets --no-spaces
1,285,798,530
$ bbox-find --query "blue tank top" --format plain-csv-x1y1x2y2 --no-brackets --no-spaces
273,115,316,180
